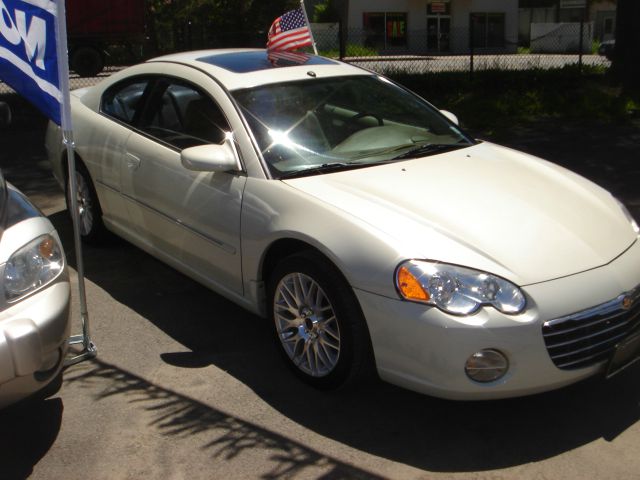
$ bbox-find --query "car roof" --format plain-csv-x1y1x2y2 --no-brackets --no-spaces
146,49,373,90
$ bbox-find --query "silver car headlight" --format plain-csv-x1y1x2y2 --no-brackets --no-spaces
4,234,64,302
395,260,526,316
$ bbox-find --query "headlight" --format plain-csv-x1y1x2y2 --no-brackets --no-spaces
4,234,64,302
396,260,525,315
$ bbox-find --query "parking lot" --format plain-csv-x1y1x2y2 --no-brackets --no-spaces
1,97,639,480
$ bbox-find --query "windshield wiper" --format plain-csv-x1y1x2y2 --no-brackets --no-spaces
278,162,371,179
392,143,469,161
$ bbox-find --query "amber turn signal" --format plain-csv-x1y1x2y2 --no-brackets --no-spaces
397,266,430,301
38,236,56,259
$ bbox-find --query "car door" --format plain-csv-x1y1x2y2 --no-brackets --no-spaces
120,75,246,296
91,77,151,231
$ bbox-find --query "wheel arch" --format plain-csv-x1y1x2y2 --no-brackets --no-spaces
60,150,88,183
258,236,372,335
259,237,352,292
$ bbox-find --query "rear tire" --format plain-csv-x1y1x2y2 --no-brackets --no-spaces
268,251,373,389
71,47,104,77
66,162,109,244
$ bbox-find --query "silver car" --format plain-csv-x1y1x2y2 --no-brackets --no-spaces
0,167,70,408
46,50,640,400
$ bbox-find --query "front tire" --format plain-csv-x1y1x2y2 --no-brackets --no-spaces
66,163,109,244
268,251,372,389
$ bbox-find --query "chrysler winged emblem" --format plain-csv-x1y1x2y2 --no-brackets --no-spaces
622,295,635,310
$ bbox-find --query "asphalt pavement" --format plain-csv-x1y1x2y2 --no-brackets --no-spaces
0,96,639,480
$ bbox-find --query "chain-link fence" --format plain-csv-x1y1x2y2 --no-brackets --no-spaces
312,22,610,75
0,18,611,95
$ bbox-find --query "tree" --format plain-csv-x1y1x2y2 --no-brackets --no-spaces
147,0,299,53
611,0,640,94
312,0,339,22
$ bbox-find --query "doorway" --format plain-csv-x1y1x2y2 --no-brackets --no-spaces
427,15,451,52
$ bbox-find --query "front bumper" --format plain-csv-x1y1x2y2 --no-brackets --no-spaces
356,239,640,400
0,281,71,408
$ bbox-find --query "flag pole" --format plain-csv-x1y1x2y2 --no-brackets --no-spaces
54,0,97,365
299,0,318,55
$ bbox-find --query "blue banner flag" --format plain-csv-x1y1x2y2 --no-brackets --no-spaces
0,0,63,125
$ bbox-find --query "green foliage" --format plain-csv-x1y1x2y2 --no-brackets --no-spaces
388,67,635,136
146,0,300,54
320,44,378,58
313,0,339,22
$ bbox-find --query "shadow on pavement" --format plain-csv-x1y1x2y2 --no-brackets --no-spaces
48,208,640,474
63,358,383,480
0,398,64,479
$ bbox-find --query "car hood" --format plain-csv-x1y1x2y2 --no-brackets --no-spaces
283,142,637,286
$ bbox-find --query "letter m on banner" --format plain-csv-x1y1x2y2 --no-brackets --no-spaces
0,0,70,126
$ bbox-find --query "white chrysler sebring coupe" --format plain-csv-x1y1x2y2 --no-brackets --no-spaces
46,49,640,400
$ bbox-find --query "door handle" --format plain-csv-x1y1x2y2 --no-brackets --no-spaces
125,152,141,171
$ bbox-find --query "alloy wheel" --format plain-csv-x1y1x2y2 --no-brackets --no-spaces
273,272,341,377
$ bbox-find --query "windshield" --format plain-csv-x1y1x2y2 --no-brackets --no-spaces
232,75,475,178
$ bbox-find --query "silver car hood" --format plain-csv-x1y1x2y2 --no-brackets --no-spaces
284,142,636,286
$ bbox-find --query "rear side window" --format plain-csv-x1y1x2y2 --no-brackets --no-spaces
101,80,149,124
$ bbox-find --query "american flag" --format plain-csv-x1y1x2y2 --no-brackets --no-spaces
267,7,314,52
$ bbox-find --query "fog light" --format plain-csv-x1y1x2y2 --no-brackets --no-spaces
465,349,509,383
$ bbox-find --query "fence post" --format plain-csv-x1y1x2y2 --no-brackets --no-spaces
578,15,584,74
469,15,475,81
339,20,346,60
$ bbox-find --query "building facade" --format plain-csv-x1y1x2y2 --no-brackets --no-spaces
347,0,519,54
519,0,616,44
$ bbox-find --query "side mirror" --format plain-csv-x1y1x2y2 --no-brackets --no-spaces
0,102,11,128
440,110,459,126
181,138,240,173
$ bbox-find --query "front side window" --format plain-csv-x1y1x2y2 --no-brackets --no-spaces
232,75,474,178
138,80,230,150
102,77,230,150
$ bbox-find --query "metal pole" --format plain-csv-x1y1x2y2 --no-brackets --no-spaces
469,14,475,81
337,0,349,61
54,0,97,366
63,131,97,366
578,13,584,74
300,0,318,54
339,19,345,60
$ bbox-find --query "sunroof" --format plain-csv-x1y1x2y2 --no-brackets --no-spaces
196,50,337,73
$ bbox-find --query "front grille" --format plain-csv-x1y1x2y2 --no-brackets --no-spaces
542,287,640,370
